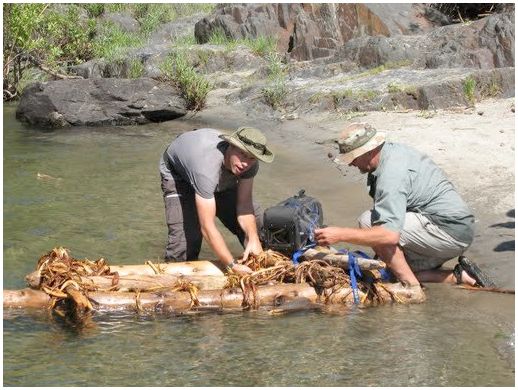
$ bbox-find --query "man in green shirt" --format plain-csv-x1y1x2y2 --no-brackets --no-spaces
315,122,494,290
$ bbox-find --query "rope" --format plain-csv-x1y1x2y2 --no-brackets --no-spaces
348,252,362,305
35,247,114,312
145,260,165,274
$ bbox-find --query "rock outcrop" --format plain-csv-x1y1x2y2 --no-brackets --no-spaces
16,78,187,128
194,3,447,61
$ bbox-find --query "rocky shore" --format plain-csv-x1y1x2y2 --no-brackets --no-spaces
14,3,515,128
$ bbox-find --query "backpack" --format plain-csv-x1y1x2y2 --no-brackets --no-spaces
263,189,324,257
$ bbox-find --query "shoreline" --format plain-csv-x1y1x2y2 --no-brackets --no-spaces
187,96,516,289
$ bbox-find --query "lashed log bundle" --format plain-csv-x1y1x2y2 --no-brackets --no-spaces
3,247,425,317
4,281,424,312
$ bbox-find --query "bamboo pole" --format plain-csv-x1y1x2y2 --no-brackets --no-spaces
302,248,386,270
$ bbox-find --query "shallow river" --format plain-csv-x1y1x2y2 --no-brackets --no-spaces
3,104,514,386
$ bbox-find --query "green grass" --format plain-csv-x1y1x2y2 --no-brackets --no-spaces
262,78,287,110
244,36,277,57
480,74,502,98
387,82,403,93
128,58,145,78
463,76,477,105
205,30,277,58
160,51,212,110
417,110,436,119
332,89,379,105
92,22,143,61
387,82,419,96
207,28,231,45
261,52,288,109
337,60,413,84
174,34,197,47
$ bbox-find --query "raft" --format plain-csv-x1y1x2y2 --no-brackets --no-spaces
3,247,425,319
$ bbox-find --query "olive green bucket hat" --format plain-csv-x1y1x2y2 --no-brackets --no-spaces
219,126,274,163
334,123,386,164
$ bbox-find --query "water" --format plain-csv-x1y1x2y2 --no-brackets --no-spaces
3,104,514,386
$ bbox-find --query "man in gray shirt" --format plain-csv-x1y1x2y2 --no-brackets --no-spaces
159,126,274,275
315,122,494,292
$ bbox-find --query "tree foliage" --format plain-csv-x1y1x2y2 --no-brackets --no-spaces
3,3,95,100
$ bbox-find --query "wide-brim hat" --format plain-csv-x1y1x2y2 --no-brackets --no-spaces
219,126,274,163
334,123,386,165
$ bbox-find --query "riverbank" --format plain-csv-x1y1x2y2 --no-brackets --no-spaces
187,96,516,289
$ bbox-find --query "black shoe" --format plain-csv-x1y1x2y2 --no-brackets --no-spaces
457,256,496,288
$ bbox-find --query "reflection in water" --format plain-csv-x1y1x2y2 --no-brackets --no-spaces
3,105,514,386
3,293,514,387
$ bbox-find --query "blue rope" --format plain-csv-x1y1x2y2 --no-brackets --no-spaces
348,251,362,305
291,243,316,265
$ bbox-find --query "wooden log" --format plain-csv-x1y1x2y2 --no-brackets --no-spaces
25,273,228,292
110,260,224,276
4,288,51,309
25,260,225,287
4,281,425,313
302,248,386,270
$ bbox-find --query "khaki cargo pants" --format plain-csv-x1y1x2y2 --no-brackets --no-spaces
358,210,470,272
160,171,263,262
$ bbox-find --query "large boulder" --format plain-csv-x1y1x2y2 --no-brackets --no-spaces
336,10,515,70
422,11,515,69
194,3,447,61
16,78,187,128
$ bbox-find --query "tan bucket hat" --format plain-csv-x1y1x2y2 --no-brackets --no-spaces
334,123,386,164
219,126,274,163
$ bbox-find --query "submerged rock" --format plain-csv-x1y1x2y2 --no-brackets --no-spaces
16,78,187,128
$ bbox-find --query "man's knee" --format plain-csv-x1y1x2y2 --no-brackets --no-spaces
358,210,372,229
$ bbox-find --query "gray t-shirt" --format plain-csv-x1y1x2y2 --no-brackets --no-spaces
159,128,258,198
367,142,474,244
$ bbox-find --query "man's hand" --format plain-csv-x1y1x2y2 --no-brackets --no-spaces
231,263,253,275
242,237,263,262
314,226,344,246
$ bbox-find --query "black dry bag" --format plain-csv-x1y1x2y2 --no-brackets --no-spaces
263,189,324,257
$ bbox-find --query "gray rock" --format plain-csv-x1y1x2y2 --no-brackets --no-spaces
195,3,447,61
423,12,515,69
16,78,187,128
101,12,140,33
335,11,514,71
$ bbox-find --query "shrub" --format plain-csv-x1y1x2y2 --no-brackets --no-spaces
83,4,105,18
261,53,288,109
3,4,96,99
262,78,288,109
160,51,212,110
